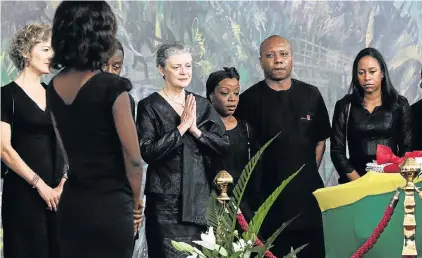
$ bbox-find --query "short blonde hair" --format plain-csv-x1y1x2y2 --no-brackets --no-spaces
9,23,51,71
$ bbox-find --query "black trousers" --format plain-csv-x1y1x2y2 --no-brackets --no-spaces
269,227,325,258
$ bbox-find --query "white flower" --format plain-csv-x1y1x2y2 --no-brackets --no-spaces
193,227,216,250
233,239,253,252
187,254,197,258
233,239,253,258
192,227,228,256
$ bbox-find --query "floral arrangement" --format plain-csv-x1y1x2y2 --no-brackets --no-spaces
172,133,306,257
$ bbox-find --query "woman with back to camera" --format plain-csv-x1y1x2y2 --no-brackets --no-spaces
47,2,143,258
1,23,65,258
136,42,229,257
331,47,412,183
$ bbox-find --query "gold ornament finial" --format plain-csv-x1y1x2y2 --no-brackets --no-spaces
399,158,420,184
214,170,234,202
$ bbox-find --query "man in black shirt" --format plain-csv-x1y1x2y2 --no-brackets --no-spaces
411,68,422,150
235,35,330,258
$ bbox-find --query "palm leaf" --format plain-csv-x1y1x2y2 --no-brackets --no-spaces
258,215,299,258
283,244,308,258
243,167,302,242
206,191,232,245
223,132,281,247
206,191,224,229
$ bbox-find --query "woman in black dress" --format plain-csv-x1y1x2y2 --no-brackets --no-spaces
206,67,261,217
331,48,412,183
47,2,143,258
136,42,229,258
1,23,65,258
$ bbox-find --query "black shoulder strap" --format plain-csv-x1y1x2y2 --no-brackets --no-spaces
47,86,70,174
243,120,251,160
49,111,69,170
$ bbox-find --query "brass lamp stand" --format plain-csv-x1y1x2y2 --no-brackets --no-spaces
399,158,422,257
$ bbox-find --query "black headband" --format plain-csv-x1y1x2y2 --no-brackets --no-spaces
206,67,239,100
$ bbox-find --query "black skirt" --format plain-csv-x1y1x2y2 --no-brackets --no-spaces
145,193,206,258
57,182,134,258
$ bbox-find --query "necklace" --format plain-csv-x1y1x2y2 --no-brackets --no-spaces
163,88,185,107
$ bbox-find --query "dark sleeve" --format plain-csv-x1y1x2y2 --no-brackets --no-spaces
196,102,230,156
412,103,422,150
235,89,257,125
1,87,13,124
129,94,136,120
397,96,412,155
330,100,355,176
234,92,249,121
136,101,184,165
313,90,331,142
108,77,132,105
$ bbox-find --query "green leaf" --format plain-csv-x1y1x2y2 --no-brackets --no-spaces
224,132,282,245
261,215,298,257
201,247,213,257
206,191,224,230
283,244,308,258
250,245,267,257
243,167,302,242
229,253,241,258
171,240,195,253
215,245,228,256
206,191,232,247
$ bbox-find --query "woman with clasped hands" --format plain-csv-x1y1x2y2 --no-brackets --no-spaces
1,23,65,258
136,42,229,258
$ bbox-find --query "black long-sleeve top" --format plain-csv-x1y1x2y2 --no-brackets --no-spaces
331,93,412,183
136,91,229,225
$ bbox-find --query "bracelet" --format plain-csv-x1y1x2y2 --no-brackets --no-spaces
31,174,40,188
62,173,68,180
